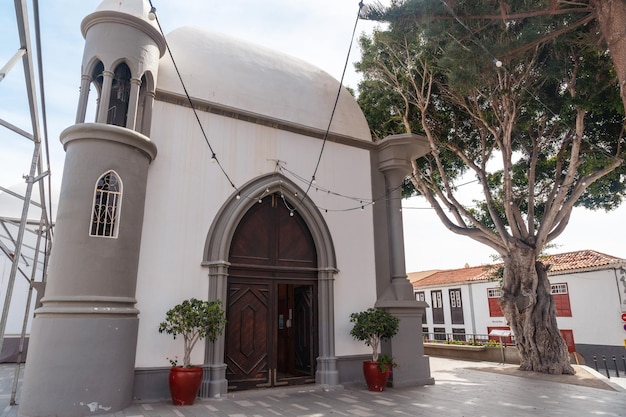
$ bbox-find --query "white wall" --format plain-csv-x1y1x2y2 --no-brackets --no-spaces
555,269,624,346
134,101,377,366
416,268,625,348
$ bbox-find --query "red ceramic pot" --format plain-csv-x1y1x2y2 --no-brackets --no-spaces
169,366,203,405
362,360,390,392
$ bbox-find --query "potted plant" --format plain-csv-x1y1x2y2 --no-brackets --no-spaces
158,298,226,405
349,308,399,391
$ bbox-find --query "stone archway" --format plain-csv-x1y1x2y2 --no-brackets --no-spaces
201,173,338,397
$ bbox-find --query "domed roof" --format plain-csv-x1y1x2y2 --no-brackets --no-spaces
157,27,372,141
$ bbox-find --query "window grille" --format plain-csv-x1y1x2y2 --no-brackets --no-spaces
90,171,122,238
450,289,462,308
487,288,502,298
550,283,568,295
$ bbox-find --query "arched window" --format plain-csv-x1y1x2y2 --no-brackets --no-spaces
90,171,122,238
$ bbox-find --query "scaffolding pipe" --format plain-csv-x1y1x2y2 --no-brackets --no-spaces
0,47,26,82
0,0,44,366
10,209,46,405
0,142,41,364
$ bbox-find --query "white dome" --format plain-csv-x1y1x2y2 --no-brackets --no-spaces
157,27,372,141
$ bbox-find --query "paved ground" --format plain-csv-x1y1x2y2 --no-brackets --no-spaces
1,358,625,417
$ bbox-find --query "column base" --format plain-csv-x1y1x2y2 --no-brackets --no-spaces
316,356,340,387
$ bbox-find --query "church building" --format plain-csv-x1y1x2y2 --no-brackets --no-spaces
18,1,433,415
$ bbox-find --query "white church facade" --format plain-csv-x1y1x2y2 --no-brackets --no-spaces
18,1,433,416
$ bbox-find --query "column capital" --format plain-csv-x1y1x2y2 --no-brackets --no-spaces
376,133,429,179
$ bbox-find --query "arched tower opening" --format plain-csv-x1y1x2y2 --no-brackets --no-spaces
107,62,132,127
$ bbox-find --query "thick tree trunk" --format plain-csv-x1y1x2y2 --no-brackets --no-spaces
498,246,575,375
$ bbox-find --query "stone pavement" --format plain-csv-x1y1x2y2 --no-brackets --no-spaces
1,358,625,417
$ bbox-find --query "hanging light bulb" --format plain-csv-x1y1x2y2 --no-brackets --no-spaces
289,210,294,217
311,176,316,185
211,153,217,163
258,198,263,203
148,6,157,20
236,194,241,200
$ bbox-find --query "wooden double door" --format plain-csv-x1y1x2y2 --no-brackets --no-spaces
225,194,318,390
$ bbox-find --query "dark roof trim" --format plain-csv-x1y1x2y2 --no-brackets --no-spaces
155,90,376,151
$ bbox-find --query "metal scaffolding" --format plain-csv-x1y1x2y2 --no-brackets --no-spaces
0,0,55,405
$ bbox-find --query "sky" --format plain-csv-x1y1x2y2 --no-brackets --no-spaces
1,0,624,273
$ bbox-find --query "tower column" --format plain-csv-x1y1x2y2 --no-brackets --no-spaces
125,78,142,130
76,74,91,124
96,69,113,123
141,90,156,136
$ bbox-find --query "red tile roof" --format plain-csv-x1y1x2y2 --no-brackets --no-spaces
411,250,625,288
540,250,625,274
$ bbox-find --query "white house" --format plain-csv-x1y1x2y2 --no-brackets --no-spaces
17,1,433,416
411,250,626,364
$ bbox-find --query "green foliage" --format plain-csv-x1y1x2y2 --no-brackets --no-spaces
356,0,625,254
350,308,400,362
377,354,398,373
158,298,226,367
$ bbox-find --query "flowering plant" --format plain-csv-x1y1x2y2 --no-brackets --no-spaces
377,354,397,374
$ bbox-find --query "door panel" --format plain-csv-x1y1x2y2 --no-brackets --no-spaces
293,285,314,375
225,281,270,389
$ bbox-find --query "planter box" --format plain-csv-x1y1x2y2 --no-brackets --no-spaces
424,342,520,364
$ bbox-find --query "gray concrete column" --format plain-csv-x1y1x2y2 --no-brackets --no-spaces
202,260,230,397
316,267,340,387
374,133,434,388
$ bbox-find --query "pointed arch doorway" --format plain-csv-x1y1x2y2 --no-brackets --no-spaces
226,192,318,390
203,174,339,397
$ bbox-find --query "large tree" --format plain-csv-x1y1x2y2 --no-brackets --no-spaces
357,0,625,374
364,0,626,120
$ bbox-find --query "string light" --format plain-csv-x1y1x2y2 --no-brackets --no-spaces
298,1,365,205
148,1,434,215
148,0,237,191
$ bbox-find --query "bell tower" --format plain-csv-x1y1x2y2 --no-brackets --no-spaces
19,1,165,416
